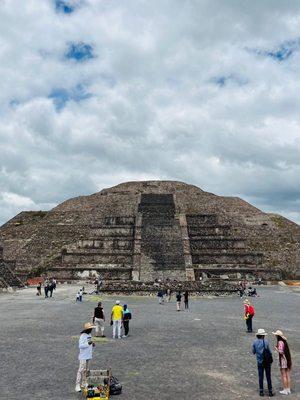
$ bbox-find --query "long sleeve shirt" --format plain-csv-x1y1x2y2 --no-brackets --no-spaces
78,333,93,360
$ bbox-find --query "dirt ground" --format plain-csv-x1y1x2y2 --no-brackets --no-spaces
0,284,299,399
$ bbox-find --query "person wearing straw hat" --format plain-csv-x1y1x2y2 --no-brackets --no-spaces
252,328,274,397
244,299,255,333
75,322,96,393
273,330,292,395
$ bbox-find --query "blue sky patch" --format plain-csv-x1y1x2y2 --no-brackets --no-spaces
55,0,75,14
65,42,94,61
248,38,300,62
49,85,92,110
212,74,248,87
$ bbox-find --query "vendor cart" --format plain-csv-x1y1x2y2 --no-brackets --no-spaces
82,369,111,400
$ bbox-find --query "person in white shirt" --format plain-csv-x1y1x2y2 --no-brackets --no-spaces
75,322,95,392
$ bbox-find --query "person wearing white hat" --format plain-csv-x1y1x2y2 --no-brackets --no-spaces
75,322,96,392
252,328,274,397
111,300,123,339
244,299,255,333
273,330,292,395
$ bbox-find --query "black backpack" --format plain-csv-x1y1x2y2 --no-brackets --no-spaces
104,376,122,395
262,340,273,367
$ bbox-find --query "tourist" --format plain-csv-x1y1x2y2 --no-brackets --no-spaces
44,279,49,298
157,290,164,305
166,288,171,302
75,322,96,392
184,290,189,309
244,299,255,333
122,304,132,338
52,278,57,290
76,288,83,302
273,330,292,395
93,302,106,337
111,300,123,339
49,280,55,298
176,291,182,311
36,281,42,296
252,328,273,397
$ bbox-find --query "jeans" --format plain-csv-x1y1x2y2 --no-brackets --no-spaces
94,318,105,336
123,320,129,336
246,316,253,332
113,319,122,338
258,364,272,392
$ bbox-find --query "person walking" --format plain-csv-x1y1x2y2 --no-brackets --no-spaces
49,280,55,298
36,282,42,296
273,330,292,395
176,291,182,311
75,322,95,392
184,290,189,309
111,300,123,339
122,304,132,338
252,328,273,397
166,288,171,302
244,299,255,332
93,302,106,337
44,279,49,298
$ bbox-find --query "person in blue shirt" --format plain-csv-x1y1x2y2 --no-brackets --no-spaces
252,328,273,397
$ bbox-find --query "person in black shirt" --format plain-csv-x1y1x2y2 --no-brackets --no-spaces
93,302,105,337
176,292,182,311
184,291,189,309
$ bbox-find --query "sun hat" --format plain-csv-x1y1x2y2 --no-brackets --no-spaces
244,299,250,304
256,328,267,336
115,300,120,304
84,322,95,330
272,330,287,340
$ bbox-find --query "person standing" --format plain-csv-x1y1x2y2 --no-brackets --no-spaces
244,299,255,333
252,328,273,397
184,290,189,309
166,288,171,302
157,290,164,305
122,304,132,338
49,280,55,298
176,291,182,311
93,302,106,337
111,300,123,339
75,322,95,392
273,330,292,395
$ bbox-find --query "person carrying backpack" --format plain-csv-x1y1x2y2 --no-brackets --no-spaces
122,304,132,338
244,299,255,333
252,328,273,397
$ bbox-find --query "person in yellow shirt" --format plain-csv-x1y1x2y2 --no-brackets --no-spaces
111,300,123,339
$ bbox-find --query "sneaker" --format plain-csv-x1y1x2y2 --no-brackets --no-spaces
118,336,122,339
269,392,274,397
75,385,81,392
287,389,291,394
259,391,264,397
279,389,288,395
122,335,127,338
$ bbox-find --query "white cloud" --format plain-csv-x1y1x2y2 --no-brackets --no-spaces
1,0,300,225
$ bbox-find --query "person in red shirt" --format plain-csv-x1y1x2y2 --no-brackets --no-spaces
244,299,255,332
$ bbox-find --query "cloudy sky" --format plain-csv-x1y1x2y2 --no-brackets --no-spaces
1,0,300,225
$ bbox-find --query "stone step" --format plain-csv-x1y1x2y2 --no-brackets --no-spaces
190,238,246,250
193,264,264,271
192,252,263,265
186,214,218,226
188,225,231,236
52,263,132,271
62,254,133,264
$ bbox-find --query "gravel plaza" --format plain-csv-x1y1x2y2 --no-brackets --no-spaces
1,285,300,400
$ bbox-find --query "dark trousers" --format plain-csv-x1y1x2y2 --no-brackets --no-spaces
123,321,129,336
258,364,272,392
246,316,253,332
184,301,189,309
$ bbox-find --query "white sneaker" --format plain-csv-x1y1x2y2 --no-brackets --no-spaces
279,389,288,395
122,335,127,338
118,336,122,339
75,385,81,392
287,389,291,394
